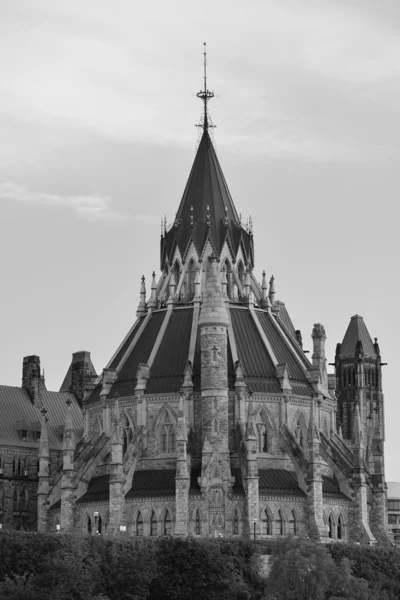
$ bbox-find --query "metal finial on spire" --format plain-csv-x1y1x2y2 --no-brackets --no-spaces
196,42,215,131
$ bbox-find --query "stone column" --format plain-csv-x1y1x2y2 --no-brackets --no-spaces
37,408,50,532
306,398,327,541
175,401,189,536
61,398,76,532
108,399,125,534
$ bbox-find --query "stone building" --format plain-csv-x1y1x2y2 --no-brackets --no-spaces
1,62,389,543
0,353,91,530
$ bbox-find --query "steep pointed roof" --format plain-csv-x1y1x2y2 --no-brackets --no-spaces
339,314,376,358
161,129,253,265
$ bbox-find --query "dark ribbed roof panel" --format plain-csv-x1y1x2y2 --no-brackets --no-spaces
109,316,145,370
257,312,307,382
275,302,296,339
76,475,110,504
340,315,376,358
146,309,193,394
230,308,280,393
110,311,166,398
126,470,176,498
259,469,305,496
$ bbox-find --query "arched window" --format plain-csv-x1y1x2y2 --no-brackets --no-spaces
262,510,271,536
195,510,201,535
275,510,284,536
163,511,172,536
0,485,4,509
150,511,157,537
12,458,16,475
97,515,103,535
136,512,143,537
212,418,219,435
328,514,334,539
173,261,180,288
157,411,176,454
295,412,308,452
233,510,239,535
13,487,19,511
93,416,101,436
288,511,297,536
237,262,245,288
222,259,233,298
87,516,92,534
187,259,196,296
121,414,133,455
337,515,344,540
23,487,29,511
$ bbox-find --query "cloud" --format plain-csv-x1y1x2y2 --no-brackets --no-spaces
0,181,124,221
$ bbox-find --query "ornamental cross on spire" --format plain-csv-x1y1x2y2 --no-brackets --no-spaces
196,42,215,131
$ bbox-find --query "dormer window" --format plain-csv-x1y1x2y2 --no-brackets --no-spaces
21,430,28,442
35,431,41,442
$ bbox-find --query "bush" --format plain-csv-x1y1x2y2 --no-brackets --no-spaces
0,532,399,600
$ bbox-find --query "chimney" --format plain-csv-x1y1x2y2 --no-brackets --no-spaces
66,351,97,402
22,355,45,406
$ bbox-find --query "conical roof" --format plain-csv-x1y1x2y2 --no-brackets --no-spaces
161,129,253,265
339,314,376,358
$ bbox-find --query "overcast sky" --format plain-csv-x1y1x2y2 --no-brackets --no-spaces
1,0,399,479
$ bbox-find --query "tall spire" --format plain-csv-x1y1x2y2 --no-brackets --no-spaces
196,42,214,131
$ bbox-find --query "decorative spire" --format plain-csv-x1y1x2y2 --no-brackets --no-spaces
268,275,276,306
261,271,268,301
148,271,158,309
38,407,49,460
196,42,215,131
136,275,147,316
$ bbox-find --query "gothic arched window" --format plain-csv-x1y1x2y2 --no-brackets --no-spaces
136,512,143,537
157,411,176,454
23,487,29,511
121,413,133,455
222,259,232,298
150,511,157,537
163,511,172,536
233,510,239,535
173,261,180,288
288,511,297,536
337,514,344,540
296,413,307,450
187,259,196,296
195,510,201,535
262,510,271,536
87,516,92,534
237,261,245,288
275,510,284,536
328,514,334,539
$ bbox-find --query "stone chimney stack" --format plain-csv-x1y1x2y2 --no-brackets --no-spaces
22,355,45,406
60,351,97,403
70,351,96,402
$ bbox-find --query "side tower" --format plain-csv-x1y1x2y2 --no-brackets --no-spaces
198,255,232,537
335,315,388,542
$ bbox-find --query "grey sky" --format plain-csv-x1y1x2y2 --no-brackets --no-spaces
1,0,399,478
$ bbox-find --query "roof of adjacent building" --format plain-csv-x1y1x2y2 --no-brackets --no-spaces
160,129,254,266
387,482,400,499
339,314,377,358
0,386,82,450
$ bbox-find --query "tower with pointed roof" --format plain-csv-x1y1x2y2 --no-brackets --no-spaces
37,46,390,545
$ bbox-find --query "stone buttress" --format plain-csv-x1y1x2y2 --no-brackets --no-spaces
60,398,76,532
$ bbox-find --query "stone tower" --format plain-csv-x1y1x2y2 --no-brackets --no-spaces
198,255,231,537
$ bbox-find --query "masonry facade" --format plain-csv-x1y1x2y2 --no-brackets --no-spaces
0,74,390,544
